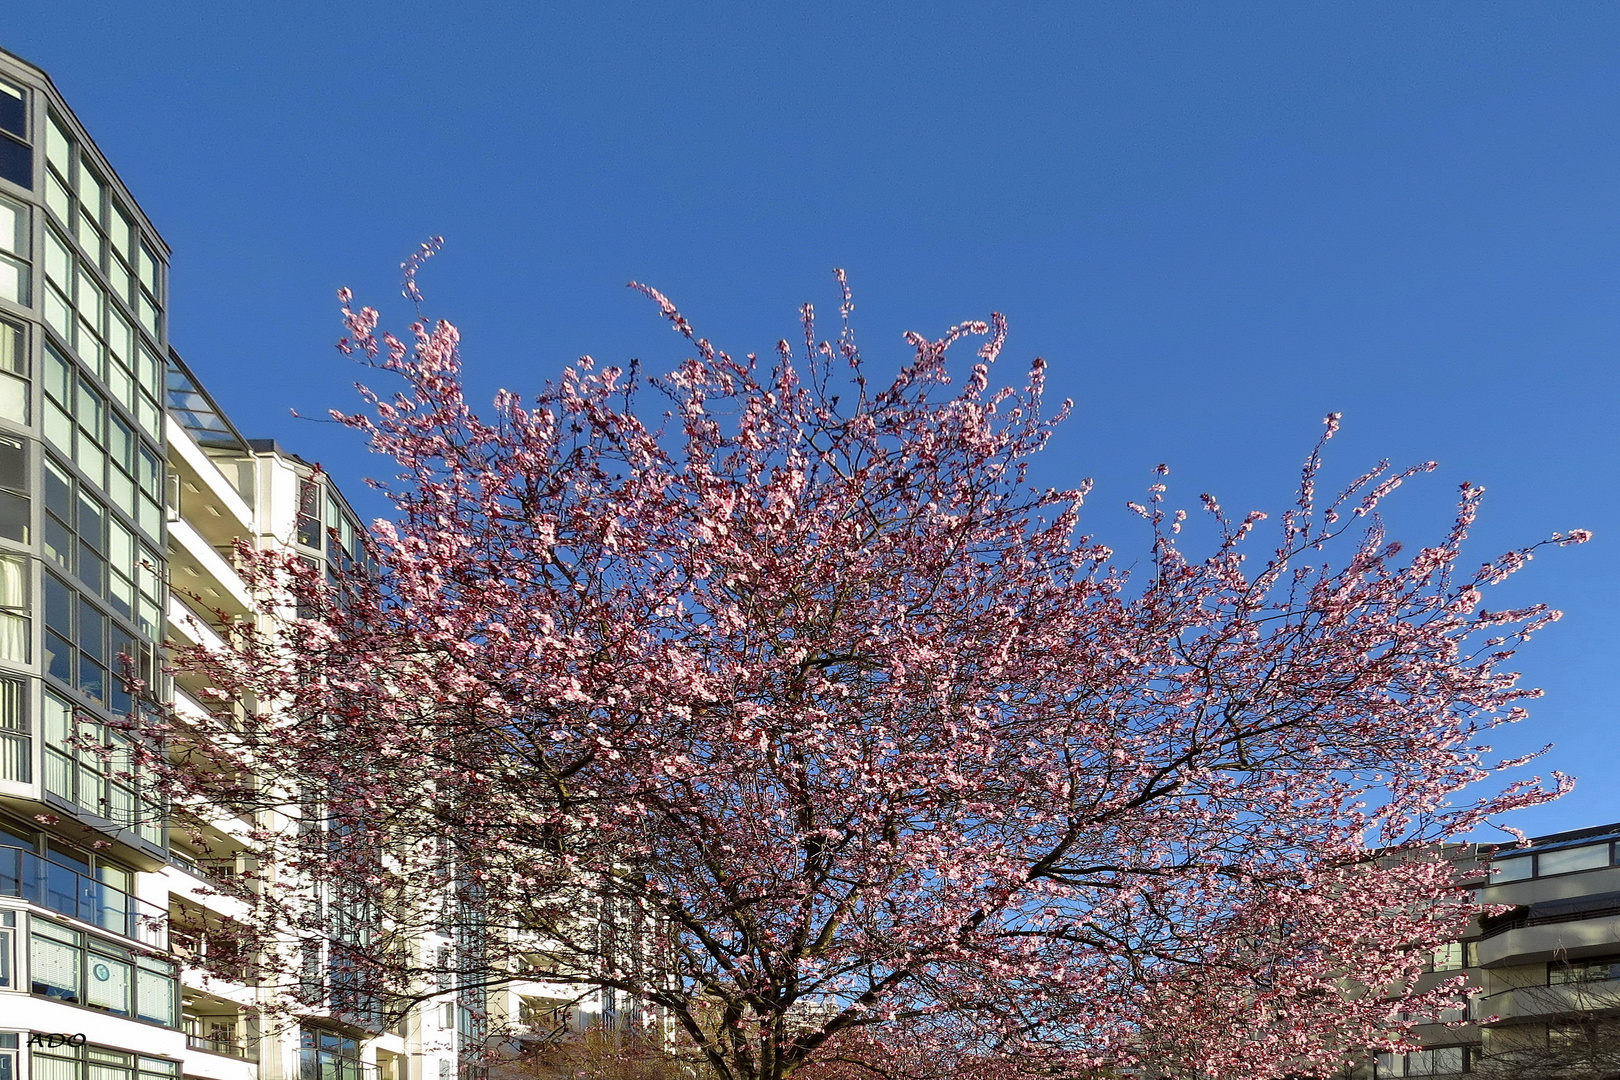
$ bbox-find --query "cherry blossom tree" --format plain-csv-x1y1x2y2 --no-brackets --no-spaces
151,248,1586,1080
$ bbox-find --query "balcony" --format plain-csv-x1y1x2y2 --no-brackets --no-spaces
169,516,254,618
166,416,254,548
1478,978,1620,1024
299,1052,379,1080
187,1032,260,1062
0,842,167,947
1476,891,1620,967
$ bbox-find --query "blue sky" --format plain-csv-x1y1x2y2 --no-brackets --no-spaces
7,3,1616,836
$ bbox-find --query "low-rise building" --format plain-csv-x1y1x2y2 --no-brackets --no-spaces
1375,821,1620,1079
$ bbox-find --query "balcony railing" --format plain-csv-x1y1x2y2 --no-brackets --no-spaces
1480,895,1620,939
0,843,167,947
1478,974,1620,1017
299,1052,379,1080
187,1033,260,1062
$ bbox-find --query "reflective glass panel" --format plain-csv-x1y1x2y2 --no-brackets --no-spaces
0,138,28,192
30,930,80,1000
0,491,25,545
0,373,28,425
1492,855,1533,882
0,196,23,256
87,951,132,1014
1538,843,1612,877
0,81,23,139
0,435,23,493
0,256,25,307
0,318,20,374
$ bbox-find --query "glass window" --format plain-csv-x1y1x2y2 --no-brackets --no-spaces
86,948,132,1015
107,309,132,370
27,919,175,1025
43,287,71,348
1430,941,1464,971
108,207,132,264
0,676,23,729
80,597,106,660
0,255,26,309
0,319,26,426
77,488,103,543
31,919,82,1001
0,683,23,777
44,463,71,530
0,435,24,546
137,242,160,295
42,687,70,744
107,628,133,715
0,139,28,192
44,344,71,408
136,956,176,1024
0,818,31,848
0,558,28,665
46,573,72,637
75,167,104,222
0,434,24,495
0,491,24,547
298,478,323,549
1492,855,1533,882
0,197,24,257
78,378,105,444
0,80,24,139
0,318,20,376
108,415,132,472
300,1028,363,1080
0,81,28,191
137,445,159,499
78,598,106,703
45,114,70,178
108,516,132,588
0,562,19,612
78,281,106,341
45,170,70,226
137,343,161,400
0,374,25,426
44,228,70,290
1538,843,1612,877
138,1058,176,1080
32,1051,76,1080
45,573,73,686
74,215,102,267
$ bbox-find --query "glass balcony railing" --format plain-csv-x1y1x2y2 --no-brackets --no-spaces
0,843,167,947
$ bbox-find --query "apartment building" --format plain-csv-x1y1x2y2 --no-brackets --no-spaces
0,43,627,1080
0,36,181,1080
1371,821,1620,1079
0,42,480,1080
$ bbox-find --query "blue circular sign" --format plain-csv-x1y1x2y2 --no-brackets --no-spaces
92,963,110,981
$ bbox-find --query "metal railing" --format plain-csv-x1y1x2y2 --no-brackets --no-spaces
187,1033,260,1062
0,843,167,947
1480,898,1620,939
299,1052,379,1080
